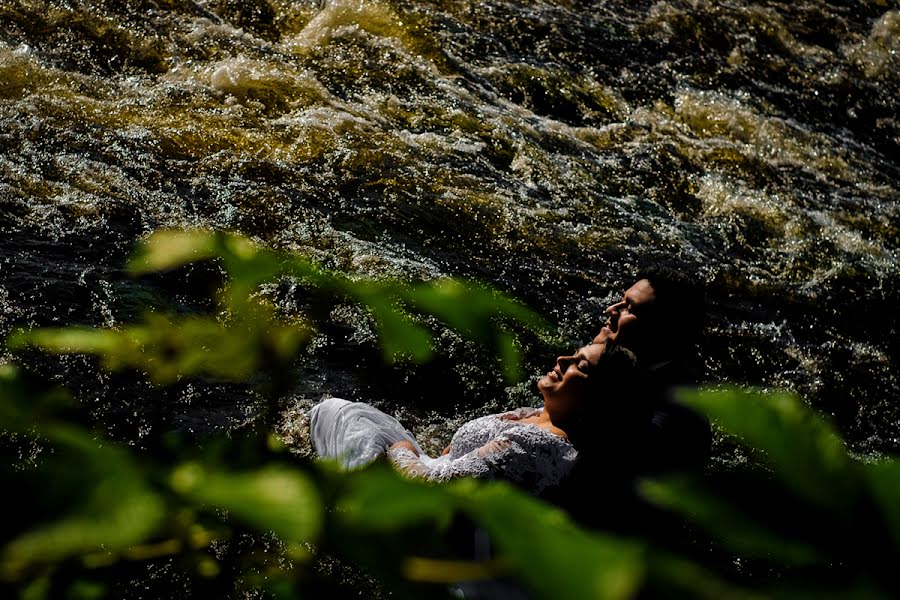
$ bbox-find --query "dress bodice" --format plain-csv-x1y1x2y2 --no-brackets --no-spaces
388,407,578,494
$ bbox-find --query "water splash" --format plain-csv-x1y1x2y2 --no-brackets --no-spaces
0,0,897,454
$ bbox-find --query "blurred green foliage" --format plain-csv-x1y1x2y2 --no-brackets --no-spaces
12,229,546,385
644,388,900,598
3,231,900,599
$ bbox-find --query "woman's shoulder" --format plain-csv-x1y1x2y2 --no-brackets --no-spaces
502,421,575,451
459,407,541,428
494,406,543,420
486,425,579,493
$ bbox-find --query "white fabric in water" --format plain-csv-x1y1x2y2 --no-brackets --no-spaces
310,398,578,494
309,397,426,469
387,409,578,494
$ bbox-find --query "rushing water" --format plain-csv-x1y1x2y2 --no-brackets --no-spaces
0,0,897,456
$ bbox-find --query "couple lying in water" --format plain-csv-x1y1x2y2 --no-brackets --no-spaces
310,266,711,497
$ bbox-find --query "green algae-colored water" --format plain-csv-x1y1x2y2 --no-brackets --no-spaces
0,0,897,455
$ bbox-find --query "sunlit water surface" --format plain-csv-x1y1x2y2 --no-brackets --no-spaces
1,0,898,459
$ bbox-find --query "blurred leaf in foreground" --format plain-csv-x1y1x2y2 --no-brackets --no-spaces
641,476,823,566
667,387,900,598
335,462,456,531
334,463,642,599
16,229,549,383
676,387,854,511
11,308,310,385
127,229,219,275
458,480,643,600
861,459,900,560
1,424,164,578
0,364,71,428
171,463,322,544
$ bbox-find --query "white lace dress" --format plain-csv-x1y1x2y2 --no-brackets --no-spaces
310,398,578,495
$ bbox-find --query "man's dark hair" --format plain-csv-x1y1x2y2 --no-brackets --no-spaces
634,265,710,470
635,264,706,353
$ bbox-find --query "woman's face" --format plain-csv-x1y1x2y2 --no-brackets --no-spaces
537,343,607,419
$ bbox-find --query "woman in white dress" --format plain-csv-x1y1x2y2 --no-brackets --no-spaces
310,340,649,495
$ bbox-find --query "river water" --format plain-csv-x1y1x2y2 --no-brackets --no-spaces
0,0,897,456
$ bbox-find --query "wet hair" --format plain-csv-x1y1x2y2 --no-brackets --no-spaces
565,344,653,453
635,264,706,353
541,343,655,515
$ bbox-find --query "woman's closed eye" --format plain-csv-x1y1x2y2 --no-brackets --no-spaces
565,356,589,373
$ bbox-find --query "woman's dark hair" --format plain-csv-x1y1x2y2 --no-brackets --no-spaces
541,343,656,520
564,344,653,453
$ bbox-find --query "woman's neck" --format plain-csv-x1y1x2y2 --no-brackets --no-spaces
534,406,570,440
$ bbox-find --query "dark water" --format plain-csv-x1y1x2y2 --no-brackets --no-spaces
0,0,897,456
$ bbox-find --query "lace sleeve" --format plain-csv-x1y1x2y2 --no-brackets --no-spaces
386,443,499,482
386,425,576,493
480,426,577,493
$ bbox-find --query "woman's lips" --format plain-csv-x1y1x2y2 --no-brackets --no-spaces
547,370,560,381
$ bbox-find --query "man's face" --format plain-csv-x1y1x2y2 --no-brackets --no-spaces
593,279,656,351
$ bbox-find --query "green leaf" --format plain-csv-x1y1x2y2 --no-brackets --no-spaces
641,477,823,565
404,279,491,340
13,310,309,385
337,467,644,598
217,234,285,292
364,295,434,363
19,576,50,600
861,459,900,558
648,553,763,600
457,480,644,600
0,364,71,428
335,463,455,530
65,579,106,600
677,387,853,510
403,278,547,381
1,426,164,575
127,229,218,275
9,327,121,355
3,490,162,571
495,330,523,382
171,463,322,544
23,230,551,385
403,556,508,583
404,278,549,342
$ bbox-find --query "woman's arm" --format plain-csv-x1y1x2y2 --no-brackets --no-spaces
388,426,576,493
387,438,508,481
389,440,419,456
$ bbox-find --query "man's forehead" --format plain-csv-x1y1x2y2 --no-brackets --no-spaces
625,279,656,304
